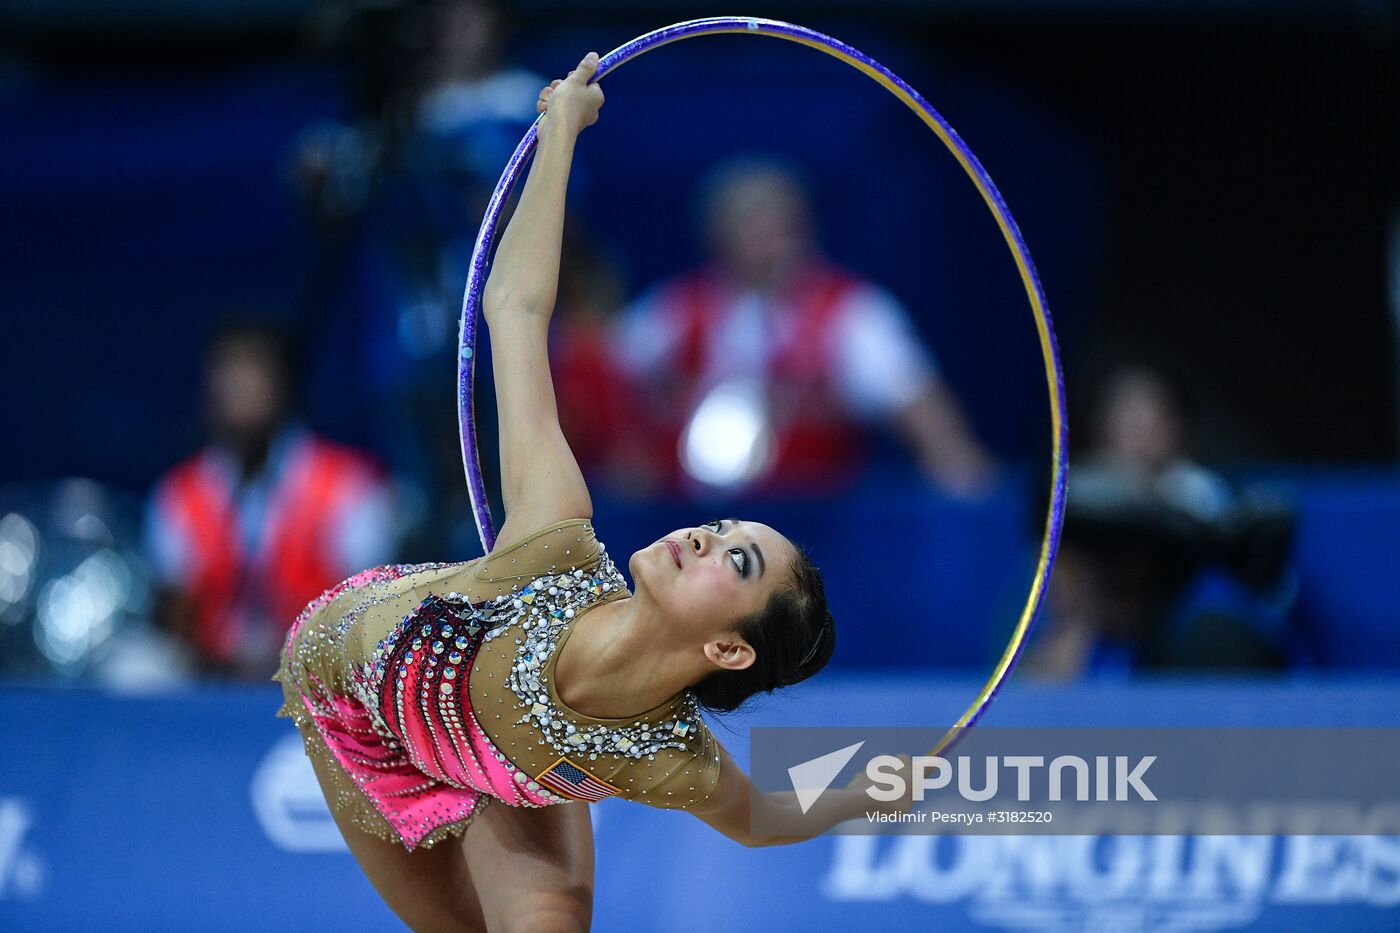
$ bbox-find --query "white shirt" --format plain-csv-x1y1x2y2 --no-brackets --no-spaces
616,273,939,420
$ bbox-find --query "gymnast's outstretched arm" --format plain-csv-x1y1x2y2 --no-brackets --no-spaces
481,53,605,555
689,742,916,847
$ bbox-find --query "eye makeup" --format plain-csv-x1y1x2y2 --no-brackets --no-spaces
705,518,763,579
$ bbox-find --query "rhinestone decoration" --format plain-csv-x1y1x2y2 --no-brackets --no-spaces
277,526,715,851
487,552,703,761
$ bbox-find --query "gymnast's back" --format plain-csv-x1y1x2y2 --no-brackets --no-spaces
288,518,607,679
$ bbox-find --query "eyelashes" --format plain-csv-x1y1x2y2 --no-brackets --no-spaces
704,519,749,577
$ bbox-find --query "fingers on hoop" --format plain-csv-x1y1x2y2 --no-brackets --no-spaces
536,81,561,114
570,51,600,81
537,63,602,116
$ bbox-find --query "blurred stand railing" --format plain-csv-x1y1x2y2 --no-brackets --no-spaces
2,466,1397,686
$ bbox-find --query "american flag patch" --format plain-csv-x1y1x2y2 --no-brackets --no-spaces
535,756,620,802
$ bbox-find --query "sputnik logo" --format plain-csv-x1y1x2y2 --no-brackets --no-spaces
788,741,865,814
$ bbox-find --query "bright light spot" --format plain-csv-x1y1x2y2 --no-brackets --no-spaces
38,577,92,665
679,379,775,489
0,513,38,611
35,550,128,667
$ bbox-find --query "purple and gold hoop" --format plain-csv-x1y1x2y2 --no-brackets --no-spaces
458,17,1068,758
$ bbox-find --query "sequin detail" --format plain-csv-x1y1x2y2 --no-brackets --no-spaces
488,555,703,761
273,521,717,851
274,562,489,851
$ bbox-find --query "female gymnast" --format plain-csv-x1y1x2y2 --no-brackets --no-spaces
276,52,909,933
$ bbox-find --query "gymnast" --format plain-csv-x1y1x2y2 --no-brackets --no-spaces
275,52,911,933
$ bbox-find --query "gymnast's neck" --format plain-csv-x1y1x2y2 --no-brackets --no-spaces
551,597,704,721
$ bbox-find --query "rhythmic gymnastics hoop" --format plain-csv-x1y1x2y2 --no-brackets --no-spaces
457,17,1068,759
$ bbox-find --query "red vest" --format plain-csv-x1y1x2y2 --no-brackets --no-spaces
155,436,376,663
551,321,642,475
666,265,865,493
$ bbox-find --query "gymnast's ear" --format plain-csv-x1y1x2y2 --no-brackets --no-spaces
703,635,756,673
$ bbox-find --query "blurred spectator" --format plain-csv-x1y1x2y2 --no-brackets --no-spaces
146,321,395,679
610,156,997,498
1029,366,1298,679
1086,366,1234,519
415,0,546,198
547,218,661,492
293,0,544,557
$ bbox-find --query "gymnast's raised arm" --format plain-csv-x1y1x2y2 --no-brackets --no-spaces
481,52,605,554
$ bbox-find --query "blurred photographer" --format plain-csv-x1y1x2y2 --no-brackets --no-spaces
293,0,545,558
1029,366,1298,679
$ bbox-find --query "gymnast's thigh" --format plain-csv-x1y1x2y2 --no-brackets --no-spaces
306,749,487,932
460,800,596,933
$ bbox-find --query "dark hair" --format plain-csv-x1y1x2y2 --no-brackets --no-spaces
690,543,835,714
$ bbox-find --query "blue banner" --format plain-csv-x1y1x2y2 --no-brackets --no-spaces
4,677,1399,931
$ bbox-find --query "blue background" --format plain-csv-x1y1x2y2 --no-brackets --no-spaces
3,676,1399,932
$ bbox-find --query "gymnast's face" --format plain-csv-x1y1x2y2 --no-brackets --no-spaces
631,519,796,663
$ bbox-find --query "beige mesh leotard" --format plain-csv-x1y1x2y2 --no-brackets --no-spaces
274,518,721,851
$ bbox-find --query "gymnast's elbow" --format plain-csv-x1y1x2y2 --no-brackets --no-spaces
693,811,811,848
483,281,553,325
